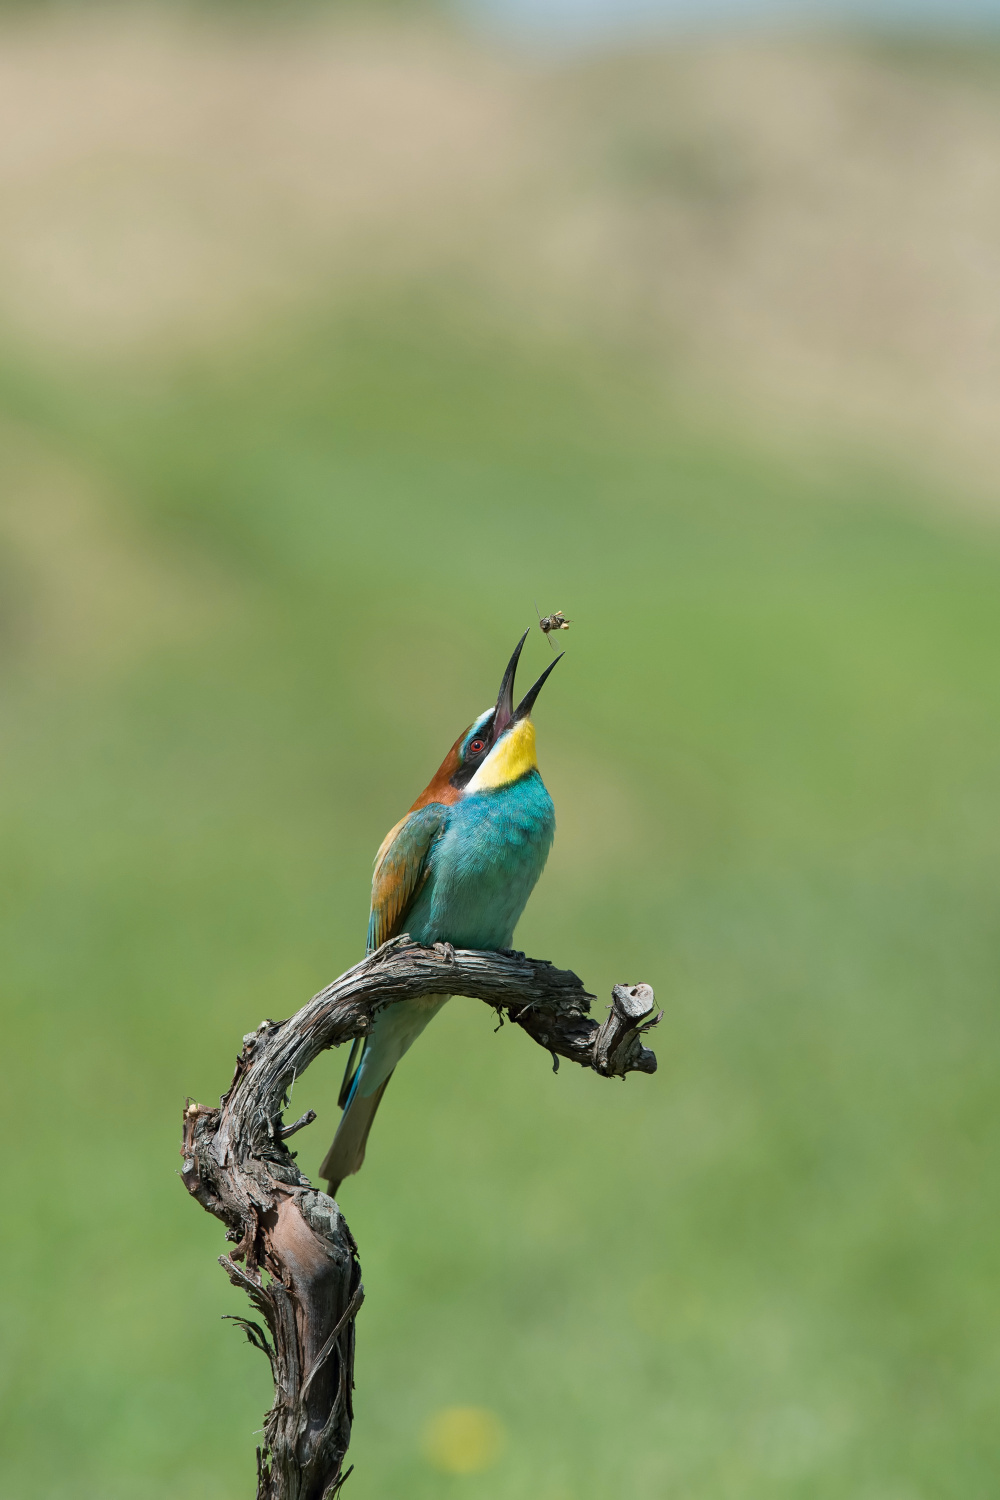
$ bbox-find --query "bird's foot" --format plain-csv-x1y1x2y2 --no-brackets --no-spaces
499,947,525,962
434,941,456,965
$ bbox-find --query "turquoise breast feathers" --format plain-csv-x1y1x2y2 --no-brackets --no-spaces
404,769,555,951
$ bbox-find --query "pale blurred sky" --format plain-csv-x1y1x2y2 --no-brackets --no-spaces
467,0,1000,44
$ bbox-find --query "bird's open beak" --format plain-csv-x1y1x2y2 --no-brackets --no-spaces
493,630,529,739
493,630,563,739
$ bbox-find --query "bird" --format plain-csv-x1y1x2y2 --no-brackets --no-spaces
319,630,561,1196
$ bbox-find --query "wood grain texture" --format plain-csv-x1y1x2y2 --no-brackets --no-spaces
180,936,658,1499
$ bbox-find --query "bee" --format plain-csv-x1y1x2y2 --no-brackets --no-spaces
535,604,571,650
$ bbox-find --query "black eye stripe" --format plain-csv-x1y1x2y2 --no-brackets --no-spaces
449,714,497,789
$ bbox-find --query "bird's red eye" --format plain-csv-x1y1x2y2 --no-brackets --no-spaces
469,738,485,755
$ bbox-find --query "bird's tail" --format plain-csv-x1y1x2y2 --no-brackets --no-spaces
320,993,450,1196
320,1075,393,1195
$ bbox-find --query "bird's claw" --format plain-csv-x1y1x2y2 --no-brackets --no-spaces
434,941,456,965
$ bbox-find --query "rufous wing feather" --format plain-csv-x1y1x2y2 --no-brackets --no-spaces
366,802,446,953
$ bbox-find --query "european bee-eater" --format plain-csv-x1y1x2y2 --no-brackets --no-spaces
320,631,561,1194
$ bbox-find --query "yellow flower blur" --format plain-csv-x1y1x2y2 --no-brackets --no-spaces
422,1406,506,1475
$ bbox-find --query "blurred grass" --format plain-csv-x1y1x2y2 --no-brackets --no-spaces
2,283,1000,1500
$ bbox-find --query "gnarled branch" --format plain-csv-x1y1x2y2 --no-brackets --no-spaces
180,937,658,1500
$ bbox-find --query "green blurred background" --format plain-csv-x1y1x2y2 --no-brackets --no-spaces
2,4,1000,1497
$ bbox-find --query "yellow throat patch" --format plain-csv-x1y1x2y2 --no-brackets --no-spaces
467,719,537,792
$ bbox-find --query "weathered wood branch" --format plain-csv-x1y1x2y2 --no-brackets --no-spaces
180,937,658,1500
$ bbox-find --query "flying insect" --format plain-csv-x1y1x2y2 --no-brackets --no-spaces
536,605,571,650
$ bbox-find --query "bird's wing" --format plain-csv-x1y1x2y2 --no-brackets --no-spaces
367,802,447,953
337,804,446,1113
